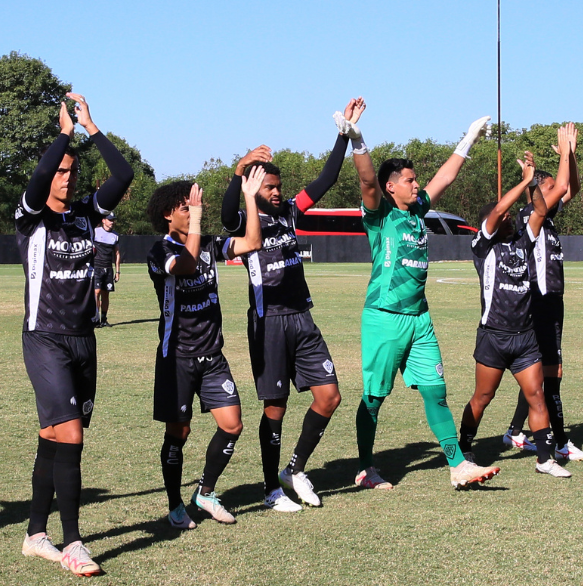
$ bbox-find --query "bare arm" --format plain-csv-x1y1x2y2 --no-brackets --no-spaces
485,154,535,235
543,125,571,209
228,166,265,258
424,153,465,205
169,184,203,275
114,245,121,282
425,115,490,205
528,181,547,238
553,123,580,205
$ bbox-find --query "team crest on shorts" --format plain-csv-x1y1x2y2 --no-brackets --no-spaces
107,283,113,291
200,251,211,265
222,380,235,395
82,400,94,415
435,363,444,377
322,360,334,374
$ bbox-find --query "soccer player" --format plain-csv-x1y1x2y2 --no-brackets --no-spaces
502,124,583,460
220,101,359,511
93,212,121,327
146,167,265,527
336,102,500,489
16,94,134,575
459,144,571,478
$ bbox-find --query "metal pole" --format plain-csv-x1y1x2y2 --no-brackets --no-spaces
497,0,502,200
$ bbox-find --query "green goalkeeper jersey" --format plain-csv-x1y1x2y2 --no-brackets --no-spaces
362,190,431,315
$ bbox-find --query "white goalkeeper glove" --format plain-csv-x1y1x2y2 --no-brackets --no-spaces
454,115,491,158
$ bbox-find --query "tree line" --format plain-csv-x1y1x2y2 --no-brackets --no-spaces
2,51,582,236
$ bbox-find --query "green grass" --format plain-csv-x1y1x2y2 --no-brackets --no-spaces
2,261,583,585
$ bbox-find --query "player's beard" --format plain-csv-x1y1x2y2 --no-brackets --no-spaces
255,194,282,217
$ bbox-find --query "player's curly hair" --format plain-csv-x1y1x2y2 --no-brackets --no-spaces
534,169,552,186
147,180,192,234
478,202,497,226
377,158,415,196
244,161,280,177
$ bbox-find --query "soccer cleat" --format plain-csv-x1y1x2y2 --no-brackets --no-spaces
355,467,393,490
100,320,112,328
451,459,500,489
503,429,537,451
168,503,196,529
193,490,235,524
263,487,302,512
279,468,321,507
22,532,62,562
536,459,572,478
555,440,583,461
61,541,101,576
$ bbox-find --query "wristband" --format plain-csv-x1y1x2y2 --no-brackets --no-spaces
116,271,120,273
189,205,202,235
351,137,368,155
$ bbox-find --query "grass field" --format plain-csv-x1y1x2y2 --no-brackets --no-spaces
2,261,583,585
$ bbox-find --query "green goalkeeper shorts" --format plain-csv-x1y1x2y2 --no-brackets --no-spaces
361,308,445,397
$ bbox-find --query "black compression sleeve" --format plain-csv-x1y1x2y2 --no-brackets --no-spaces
303,134,349,204
23,133,71,212
221,174,243,232
92,132,134,212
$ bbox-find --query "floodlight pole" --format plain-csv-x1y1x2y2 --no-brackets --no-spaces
497,0,502,200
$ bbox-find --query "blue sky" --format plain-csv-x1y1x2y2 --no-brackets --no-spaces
3,1,581,179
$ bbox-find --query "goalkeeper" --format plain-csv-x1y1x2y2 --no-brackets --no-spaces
335,102,500,489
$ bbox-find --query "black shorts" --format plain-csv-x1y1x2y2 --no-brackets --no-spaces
248,309,338,401
94,267,115,292
532,292,563,366
153,349,240,422
22,331,97,429
473,327,541,374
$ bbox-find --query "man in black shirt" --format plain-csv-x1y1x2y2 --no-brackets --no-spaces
221,100,361,511
503,124,583,461
16,94,134,575
147,168,264,527
459,145,571,478
93,212,120,327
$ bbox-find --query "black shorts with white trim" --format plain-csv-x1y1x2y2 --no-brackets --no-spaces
153,349,240,421
247,309,338,401
22,331,97,428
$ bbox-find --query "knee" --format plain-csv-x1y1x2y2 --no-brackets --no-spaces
222,421,243,436
264,400,287,421
166,423,191,441
312,385,341,417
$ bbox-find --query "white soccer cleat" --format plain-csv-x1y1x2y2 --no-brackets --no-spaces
535,458,572,478
263,487,302,512
194,490,235,524
61,541,101,577
451,459,500,489
355,467,393,490
503,430,537,452
22,532,62,562
279,468,321,507
555,440,583,461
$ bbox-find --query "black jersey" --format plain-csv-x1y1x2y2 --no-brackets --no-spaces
228,199,312,317
15,193,104,336
472,220,537,332
93,226,119,268
516,203,564,295
147,235,231,357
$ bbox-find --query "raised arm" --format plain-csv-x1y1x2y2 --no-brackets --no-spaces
553,123,580,206
485,152,537,236
333,98,381,210
66,93,134,213
425,116,490,205
227,166,265,258
23,102,75,212
295,99,363,212
169,184,203,275
221,145,272,231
